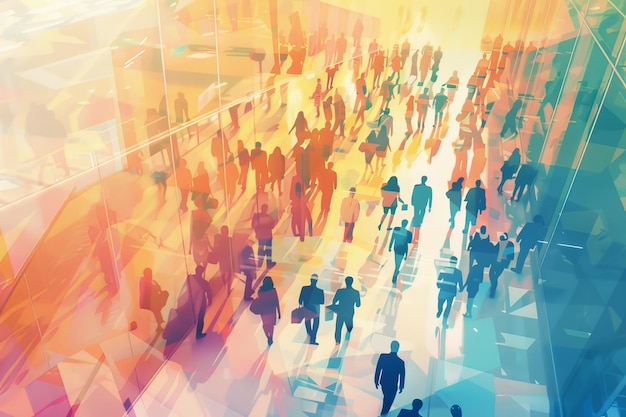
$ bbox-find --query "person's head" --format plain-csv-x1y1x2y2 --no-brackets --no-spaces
412,399,423,411
295,182,302,194
261,204,268,213
327,162,334,170
349,186,356,196
221,225,229,236
345,276,354,287
440,87,445,93
317,78,321,83
450,256,458,266
483,53,487,59
533,215,544,225
387,175,398,187
177,92,184,98
513,99,522,109
216,129,223,138
195,265,205,277
421,175,427,184
325,121,331,129
388,75,394,81
255,141,262,148
262,276,274,289
450,404,462,417
310,273,318,285
360,72,365,79
475,179,481,187
143,267,152,278
480,225,487,234
297,111,304,120
500,232,509,241
390,340,400,353
401,219,409,228
453,70,458,76
237,139,244,150
179,158,187,168
512,148,520,155
408,94,414,102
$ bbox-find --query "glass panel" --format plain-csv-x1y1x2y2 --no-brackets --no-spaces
586,0,626,61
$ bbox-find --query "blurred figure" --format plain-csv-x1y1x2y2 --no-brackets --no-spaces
139,267,169,331
318,162,337,218
290,181,313,241
436,256,464,327
375,340,405,416
268,147,286,195
511,163,537,201
407,50,419,86
489,232,515,297
175,92,191,139
191,162,213,209
251,141,269,190
322,95,333,123
211,129,230,167
332,90,346,138
405,95,415,134
462,180,486,234
410,176,432,241
289,111,311,145
389,219,413,285
240,238,257,301
378,176,405,231
433,87,448,127
254,276,281,346
189,197,213,266
331,276,361,344
500,99,523,138
341,187,360,243
462,264,484,318
512,215,545,273
446,71,460,103
193,265,212,339
252,204,277,269
375,125,391,171
446,177,464,228
173,163,193,213
415,88,430,132
310,78,323,117
450,404,463,417
237,140,250,192
497,148,521,194
214,225,235,291
354,72,368,115
298,274,325,345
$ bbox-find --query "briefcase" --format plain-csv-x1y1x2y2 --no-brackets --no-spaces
291,307,318,324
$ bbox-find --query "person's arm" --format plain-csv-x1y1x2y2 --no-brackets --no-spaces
275,291,281,319
299,288,305,306
356,291,361,308
183,102,189,121
399,361,405,392
428,188,433,211
374,356,382,388
288,121,295,134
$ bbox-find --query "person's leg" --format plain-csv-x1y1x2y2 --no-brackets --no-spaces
443,295,454,318
511,183,521,200
244,271,254,299
257,242,265,267
489,264,502,297
436,295,445,317
343,222,349,242
381,386,397,415
304,318,312,338
266,239,274,266
497,176,506,193
517,183,527,201
196,301,206,338
464,297,474,317
345,314,354,338
335,315,344,343
462,210,471,233
514,244,530,272
311,316,320,343
393,252,402,283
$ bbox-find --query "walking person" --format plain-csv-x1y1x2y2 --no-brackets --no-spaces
512,215,545,273
497,148,521,194
237,140,250,192
331,276,361,344
251,204,277,269
446,177,464,228
192,265,212,339
489,232,515,298
298,274,325,345
462,179,486,234
462,264,484,318
175,158,193,213
374,340,405,416
405,95,415,135
332,90,346,138
389,220,413,285
378,176,405,231
415,88,430,132
410,175,432,243
310,78,323,117
500,99,523,138
433,87,448,127
340,187,361,243
268,146,286,195
436,256,464,327
252,276,281,346
239,239,257,301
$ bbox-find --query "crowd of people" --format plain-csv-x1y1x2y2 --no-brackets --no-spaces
136,19,551,416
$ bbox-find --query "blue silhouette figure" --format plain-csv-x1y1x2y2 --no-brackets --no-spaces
375,340,405,416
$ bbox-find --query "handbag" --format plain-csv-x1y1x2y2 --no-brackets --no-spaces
250,298,262,315
291,307,317,323
206,197,218,209
365,96,373,110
